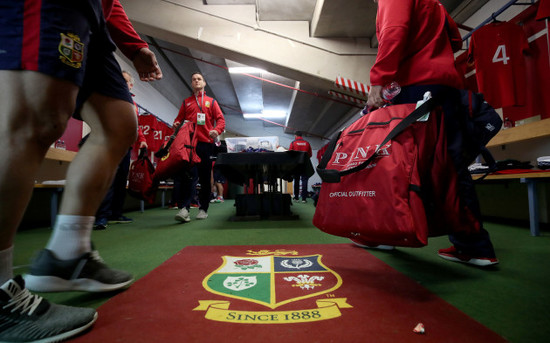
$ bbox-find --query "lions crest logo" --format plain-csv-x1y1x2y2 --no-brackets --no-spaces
59,33,84,68
195,253,352,323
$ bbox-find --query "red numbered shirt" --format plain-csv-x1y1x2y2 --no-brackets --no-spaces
468,22,529,108
138,114,160,151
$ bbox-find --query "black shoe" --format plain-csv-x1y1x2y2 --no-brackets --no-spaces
0,275,97,342
24,249,134,292
93,217,108,231
108,215,133,224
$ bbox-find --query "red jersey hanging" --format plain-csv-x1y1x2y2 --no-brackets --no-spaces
138,114,160,152
468,22,529,108
536,0,550,20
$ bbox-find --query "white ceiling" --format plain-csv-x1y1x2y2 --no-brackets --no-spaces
120,0,492,148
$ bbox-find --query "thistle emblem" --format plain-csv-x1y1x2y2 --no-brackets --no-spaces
281,259,313,269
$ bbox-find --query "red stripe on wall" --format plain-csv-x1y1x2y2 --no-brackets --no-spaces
21,0,42,70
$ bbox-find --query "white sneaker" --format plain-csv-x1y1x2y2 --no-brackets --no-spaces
196,209,208,220
175,208,190,222
350,238,395,250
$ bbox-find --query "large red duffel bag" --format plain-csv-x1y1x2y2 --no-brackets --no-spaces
128,150,157,204
153,121,201,181
313,97,480,247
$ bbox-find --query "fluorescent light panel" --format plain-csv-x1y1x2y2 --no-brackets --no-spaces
243,110,287,119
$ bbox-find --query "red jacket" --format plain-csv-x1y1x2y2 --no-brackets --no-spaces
173,92,226,143
289,136,312,157
370,0,463,89
103,0,149,60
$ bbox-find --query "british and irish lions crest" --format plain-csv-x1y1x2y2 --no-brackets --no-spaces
58,33,84,69
194,250,352,324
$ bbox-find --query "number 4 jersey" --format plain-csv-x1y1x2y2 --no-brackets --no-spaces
468,22,529,108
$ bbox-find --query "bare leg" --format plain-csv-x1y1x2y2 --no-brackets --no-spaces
44,93,136,259
59,93,137,216
0,71,77,252
26,93,137,292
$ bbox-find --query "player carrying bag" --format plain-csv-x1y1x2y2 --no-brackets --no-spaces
313,96,481,247
153,121,201,181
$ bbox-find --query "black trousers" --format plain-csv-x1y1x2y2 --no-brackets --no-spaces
96,148,131,220
393,85,496,257
176,142,215,212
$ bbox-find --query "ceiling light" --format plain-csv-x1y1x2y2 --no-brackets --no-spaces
228,67,266,74
243,110,287,119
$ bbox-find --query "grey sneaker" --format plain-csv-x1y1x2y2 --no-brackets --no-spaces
175,208,190,222
23,249,133,292
196,209,208,220
0,275,97,343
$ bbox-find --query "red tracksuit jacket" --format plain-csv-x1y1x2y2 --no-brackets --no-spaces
370,0,463,89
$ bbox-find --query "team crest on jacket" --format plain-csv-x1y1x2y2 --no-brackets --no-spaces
194,250,352,324
59,33,84,68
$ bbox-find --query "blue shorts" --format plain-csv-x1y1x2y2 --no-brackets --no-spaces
0,0,132,117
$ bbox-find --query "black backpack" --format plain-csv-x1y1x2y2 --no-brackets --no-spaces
459,90,502,170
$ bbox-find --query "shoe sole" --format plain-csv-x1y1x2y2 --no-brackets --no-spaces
30,312,98,343
350,239,395,250
438,253,499,267
107,221,132,224
23,274,134,292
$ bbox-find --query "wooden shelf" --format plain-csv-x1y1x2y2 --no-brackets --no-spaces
472,171,550,180
45,147,76,163
487,118,550,147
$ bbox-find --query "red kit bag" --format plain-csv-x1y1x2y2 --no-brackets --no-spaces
128,150,158,204
153,121,201,181
313,98,480,247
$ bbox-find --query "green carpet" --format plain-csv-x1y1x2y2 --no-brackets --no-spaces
13,200,550,342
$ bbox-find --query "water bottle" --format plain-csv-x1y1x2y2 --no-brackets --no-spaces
503,117,513,129
362,82,401,115
382,81,401,101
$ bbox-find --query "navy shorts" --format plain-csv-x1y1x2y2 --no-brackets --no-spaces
213,168,226,184
0,0,132,117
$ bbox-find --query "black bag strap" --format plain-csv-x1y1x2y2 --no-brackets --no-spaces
317,98,436,183
154,123,181,158
473,147,498,182
138,147,147,160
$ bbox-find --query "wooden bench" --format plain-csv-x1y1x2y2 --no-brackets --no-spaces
33,182,65,228
31,148,76,227
139,184,174,212
472,171,550,236
43,147,175,216
45,147,77,163
473,118,550,236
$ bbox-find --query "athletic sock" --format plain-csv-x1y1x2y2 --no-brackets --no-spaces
45,215,95,260
0,246,14,285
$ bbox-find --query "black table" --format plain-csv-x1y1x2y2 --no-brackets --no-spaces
215,151,314,219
